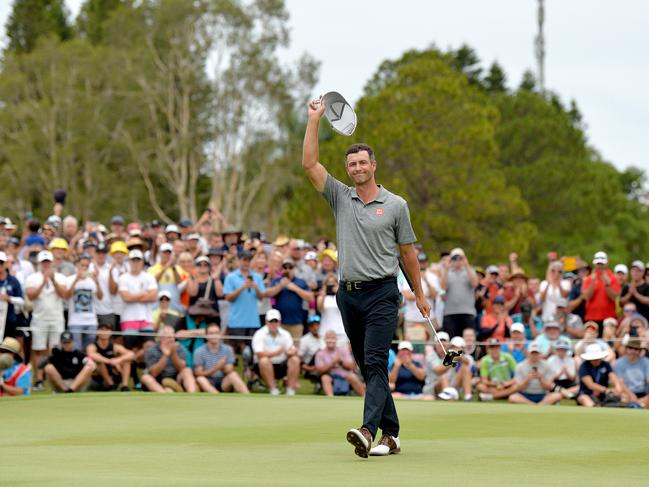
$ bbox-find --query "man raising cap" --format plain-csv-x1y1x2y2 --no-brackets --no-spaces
303,96,429,458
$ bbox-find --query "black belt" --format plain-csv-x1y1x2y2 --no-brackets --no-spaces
339,276,396,291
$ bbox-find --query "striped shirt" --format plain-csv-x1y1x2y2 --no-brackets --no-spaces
192,343,235,380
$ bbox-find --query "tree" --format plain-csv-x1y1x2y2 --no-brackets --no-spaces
76,0,125,44
483,62,507,93
5,0,72,54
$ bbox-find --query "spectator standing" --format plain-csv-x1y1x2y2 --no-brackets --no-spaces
289,239,317,290
479,295,512,342
108,241,129,332
554,297,584,339
581,252,621,336
620,261,649,321
0,337,31,397
92,244,115,329
86,323,134,391
316,330,365,397
398,252,436,350
188,256,221,319
316,273,347,346
504,271,534,315
64,254,103,351
508,343,562,405
440,248,479,338
148,243,185,311
223,251,265,349
49,238,75,276
315,249,337,290
0,251,25,340
510,301,543,341
193,324,249,394
251,309,300,395
539,262,570,322
25,250,67,390
266,258,314,340
141,325,197,393
43,331,94,393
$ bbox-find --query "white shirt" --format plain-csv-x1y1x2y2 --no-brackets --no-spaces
251,325,294,364
110,263,129,316
118,271,158,323
65,275,98,327
320,295,346,337
12,259,34,288
539,280,571,321
91,262,113,316
25,271,67,325
399,276,434,323
547,354,577,381
298,332,323,365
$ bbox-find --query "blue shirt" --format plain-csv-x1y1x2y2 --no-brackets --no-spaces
391,359,424,395
223,269,265,329
2,361,32,395
502,343,527,363
579,360,612,396
0,275,23,326
614,356,649,394
510,313,543,340
270,276,309,325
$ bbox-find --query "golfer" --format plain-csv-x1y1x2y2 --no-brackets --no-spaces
302,98,430,458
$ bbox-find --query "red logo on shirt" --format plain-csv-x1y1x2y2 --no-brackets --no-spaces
376,208,384,216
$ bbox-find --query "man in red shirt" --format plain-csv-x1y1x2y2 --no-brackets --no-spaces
581,251,621,337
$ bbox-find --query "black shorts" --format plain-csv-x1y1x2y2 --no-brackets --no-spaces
253,361,288,379
97,314,118,329
123,330,155,350
555,379,576,389
443,314,475,338
207,375,224,391
227,327,258,348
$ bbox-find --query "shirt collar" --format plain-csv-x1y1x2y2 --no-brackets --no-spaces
350,185,387,204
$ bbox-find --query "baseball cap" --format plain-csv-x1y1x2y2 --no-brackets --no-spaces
510,322,525,334
544,320,560,329
304,251,318,261
450,336,465,348
25,234,47,247
614,264,628,275
593,251,608,265
178,218,193,228
128,249,144,260
96,243,108,253
486,265,500,275
486,337,500,347
110,241,128,255
319,249,338,263
0,251,7,262
603,317,618,327
437,331,450,342
49,238,69,251
282,257,295,266
493,295,505,305
158,290,172,300
631,260,646,272
37,250,53,262
111,215,125,225
528,342,541,353
165,224,180,234
60,330,74,343
208,247,224,257
265,309,281,322
398,341,414,351
554,339,571,350
449,248,465,258
186,233,200,241
417,252,428,262
159,243,173,253
584,321,599,331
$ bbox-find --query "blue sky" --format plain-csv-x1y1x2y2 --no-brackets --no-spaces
1,0,647,173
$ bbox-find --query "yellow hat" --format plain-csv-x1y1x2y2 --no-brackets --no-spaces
49,237,69,252
273,235,290,247
110,240,129,255
319,249,338,263
0,337,23,362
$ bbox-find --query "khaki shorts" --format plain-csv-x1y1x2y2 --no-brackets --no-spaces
281,324,303,341
31,322,65,351
404,321,429,342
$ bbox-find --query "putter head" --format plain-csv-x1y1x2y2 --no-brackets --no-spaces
443,349,463,367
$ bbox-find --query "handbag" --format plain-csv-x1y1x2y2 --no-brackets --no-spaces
187,278,219,318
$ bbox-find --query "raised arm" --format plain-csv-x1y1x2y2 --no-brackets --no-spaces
302,98,329,192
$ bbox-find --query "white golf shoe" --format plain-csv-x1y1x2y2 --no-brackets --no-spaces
369,434,401,456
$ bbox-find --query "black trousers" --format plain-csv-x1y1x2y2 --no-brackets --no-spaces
336,278,400,439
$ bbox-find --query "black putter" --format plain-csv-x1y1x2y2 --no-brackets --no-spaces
398,258,463,367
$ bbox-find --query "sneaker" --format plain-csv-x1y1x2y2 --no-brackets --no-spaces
346,427,372,459
270,388,281,396
161,378,184,393
479,392,494,401
464,394,473,402
119,385,130,392
369,434,401,456
286,388,296,396
33,380,44,392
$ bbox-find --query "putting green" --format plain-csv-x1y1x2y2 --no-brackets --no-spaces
1,394,647,486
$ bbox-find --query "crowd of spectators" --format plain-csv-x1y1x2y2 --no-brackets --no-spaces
0,211,647,408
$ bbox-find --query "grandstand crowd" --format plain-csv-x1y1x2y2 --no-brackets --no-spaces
0,210,647,409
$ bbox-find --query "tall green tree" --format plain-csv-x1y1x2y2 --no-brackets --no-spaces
5,0,72,54
76,0,125,44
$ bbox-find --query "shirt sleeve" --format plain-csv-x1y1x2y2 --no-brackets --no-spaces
251,331,263,354
226,346,235,365
177,344,188,362
395,200,417,245
193,347,205,369
578,361,589,379
321,174,344,211
254,273,266,293
506,354,517,374
223,274,237,294
479,358,489,378
146,274,158,291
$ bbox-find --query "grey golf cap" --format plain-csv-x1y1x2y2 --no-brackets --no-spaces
322,91,357,136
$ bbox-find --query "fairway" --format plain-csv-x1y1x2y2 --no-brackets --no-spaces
2,394,648,487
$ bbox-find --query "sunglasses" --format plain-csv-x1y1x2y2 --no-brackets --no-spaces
624,308,635,313
282,264,294,270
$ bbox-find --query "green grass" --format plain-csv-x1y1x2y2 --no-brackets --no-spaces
1,394,648,486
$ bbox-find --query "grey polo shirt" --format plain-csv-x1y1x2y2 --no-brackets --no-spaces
322,174,416,281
